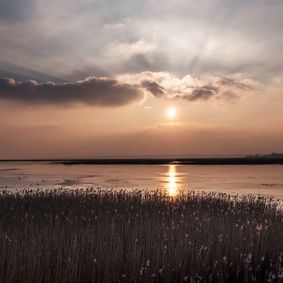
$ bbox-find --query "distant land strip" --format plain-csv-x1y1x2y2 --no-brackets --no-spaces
1,156,283,165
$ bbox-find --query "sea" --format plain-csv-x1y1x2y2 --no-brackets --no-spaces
0,162,283,199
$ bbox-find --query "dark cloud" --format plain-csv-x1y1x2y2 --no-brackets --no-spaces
141,80,165,97
188,86,218,101
0,77,143,107
0,0,34,22
0,72,257,107
217,78,254,91
136,73,256,102
140,80,220,102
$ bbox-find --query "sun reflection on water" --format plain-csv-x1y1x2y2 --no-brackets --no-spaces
167,164,178,197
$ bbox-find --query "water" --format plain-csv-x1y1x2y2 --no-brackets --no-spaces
0,162,283,198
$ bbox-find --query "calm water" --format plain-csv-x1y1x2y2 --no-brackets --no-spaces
0,162,283,198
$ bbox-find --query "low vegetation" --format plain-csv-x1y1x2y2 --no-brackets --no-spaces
0,189,282,282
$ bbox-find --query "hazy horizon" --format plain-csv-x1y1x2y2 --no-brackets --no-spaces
1,152,283,161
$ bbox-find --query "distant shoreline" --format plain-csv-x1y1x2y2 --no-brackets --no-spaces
1,156,283,165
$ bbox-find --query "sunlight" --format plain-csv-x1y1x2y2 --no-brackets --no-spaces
166,107,176,119
167,164,178,197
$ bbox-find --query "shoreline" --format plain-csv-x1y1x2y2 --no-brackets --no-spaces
1,157,283,165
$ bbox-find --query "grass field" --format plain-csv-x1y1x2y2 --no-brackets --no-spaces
0,189,282,282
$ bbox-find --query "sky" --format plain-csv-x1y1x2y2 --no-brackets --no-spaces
0,0,283,158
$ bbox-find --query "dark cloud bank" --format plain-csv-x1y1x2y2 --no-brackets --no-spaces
0,74,256,107
141,76,255,101
141,80,219,101
0,77,143,107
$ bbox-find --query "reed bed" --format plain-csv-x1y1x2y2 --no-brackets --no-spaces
0,189,282,283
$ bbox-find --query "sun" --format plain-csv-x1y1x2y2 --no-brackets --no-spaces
166,107,176,119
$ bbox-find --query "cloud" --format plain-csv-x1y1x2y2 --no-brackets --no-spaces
0,61,65,83
0,71,259,107
106,40,155,60
119,71,258,102
1,1,283,80
188,85,218,101
217,77,255,91
0,76,143,107
141,80,165,97
0,0,34,22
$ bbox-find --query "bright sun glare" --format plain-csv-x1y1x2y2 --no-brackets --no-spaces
167,165,177,197
166,107,176,119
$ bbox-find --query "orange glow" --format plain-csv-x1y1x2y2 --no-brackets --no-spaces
167,164,178,197
166,107,176,119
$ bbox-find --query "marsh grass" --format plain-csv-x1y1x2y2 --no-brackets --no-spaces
0,189,282,282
